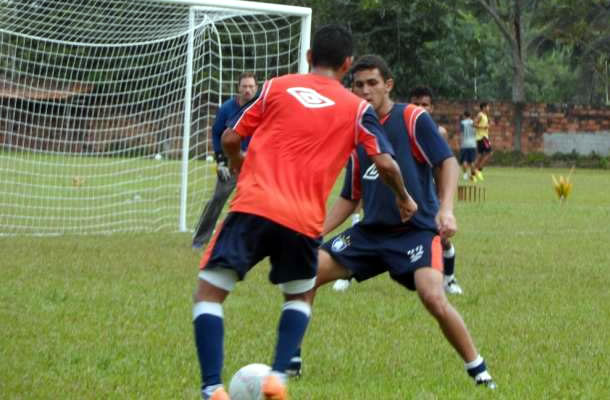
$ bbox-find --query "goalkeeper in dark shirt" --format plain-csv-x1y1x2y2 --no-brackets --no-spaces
192,72,258,248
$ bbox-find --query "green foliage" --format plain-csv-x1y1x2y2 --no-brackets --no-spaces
267,0,609,104
490,150,610,169
2,167,610,398
2,0,608,104
525,47,581,103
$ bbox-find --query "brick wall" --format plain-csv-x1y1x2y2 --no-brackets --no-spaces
430,101,610,153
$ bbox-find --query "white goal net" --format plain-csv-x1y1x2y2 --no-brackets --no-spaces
0,0,310,235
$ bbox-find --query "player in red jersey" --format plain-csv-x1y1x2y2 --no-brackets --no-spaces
192,25,417,400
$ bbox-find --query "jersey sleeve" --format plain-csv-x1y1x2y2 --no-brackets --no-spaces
339,149,362,201
356,102,395,157
406,107,453,167
232,80,271,138
227,91,261,152
211,102,230,153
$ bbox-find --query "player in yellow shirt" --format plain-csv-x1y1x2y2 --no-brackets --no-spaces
473,102,492,181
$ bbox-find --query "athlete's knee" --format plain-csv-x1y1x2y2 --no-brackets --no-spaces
279,277,316,297
315,249,349,289
284,289,314,305
418,286,450,318
194,267,237,302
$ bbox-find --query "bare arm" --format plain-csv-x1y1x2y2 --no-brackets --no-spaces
221,128,244,174
322,197,359,236
433,156,459,238
473,113,482,129
370,153,418,222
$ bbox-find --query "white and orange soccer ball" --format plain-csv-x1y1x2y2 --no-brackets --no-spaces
228,363,271,400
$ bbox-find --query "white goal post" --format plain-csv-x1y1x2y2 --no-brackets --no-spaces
0,0,311,235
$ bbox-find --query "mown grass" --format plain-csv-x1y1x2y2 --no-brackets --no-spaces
1,167,609,399
0,151,215,234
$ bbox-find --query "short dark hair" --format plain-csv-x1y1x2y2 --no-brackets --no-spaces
480,102,488,109
409,86,433,100
463,111,471,118
350,54,393,81
238,71,257,86
311,24,353,69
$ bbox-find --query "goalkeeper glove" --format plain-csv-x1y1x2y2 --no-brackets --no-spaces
215,152,231,182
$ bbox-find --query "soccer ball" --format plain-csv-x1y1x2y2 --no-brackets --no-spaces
154,153,163,160
228,363,271,400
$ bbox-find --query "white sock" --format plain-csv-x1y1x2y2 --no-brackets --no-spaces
443,244,455,258
202,384,223,397
464,354,483,370
193,301,223,320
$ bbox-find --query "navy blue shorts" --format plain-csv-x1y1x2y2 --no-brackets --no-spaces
459,148,476,164
321,225,443,291
200,212,321,284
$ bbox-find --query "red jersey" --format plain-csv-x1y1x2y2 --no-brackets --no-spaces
231,73,394,238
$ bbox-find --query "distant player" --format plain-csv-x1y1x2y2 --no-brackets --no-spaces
192,26,417,400
459,111,477,181
192,72,258,249
473,102,492,181
408,86,463,295
296,55,495,389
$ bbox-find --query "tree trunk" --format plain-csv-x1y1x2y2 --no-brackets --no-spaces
513,102,525,153
511,48,526,152
511,0,525,153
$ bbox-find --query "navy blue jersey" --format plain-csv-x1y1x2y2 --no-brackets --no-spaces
340,103,454,231
211,97,249,154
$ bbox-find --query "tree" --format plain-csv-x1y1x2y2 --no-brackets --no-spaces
471,0,537,151
257,0,607,107
533,0,610,104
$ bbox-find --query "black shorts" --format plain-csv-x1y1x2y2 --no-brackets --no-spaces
476,137,492,154
321,225,443,291
200,212,321,284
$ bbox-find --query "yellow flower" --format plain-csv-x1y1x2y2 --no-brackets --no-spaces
551,167,574,201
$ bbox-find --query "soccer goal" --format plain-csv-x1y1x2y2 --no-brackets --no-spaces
0,0,311,235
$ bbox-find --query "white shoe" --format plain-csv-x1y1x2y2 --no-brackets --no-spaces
332,279,352,292
444,275,463,294
463,172,469,181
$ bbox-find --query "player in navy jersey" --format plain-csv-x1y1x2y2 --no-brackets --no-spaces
408,86,463,295
330,88,463,295
293,55,495,389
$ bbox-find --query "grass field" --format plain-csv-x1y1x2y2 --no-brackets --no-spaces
0,151,215,234
1,167,609,399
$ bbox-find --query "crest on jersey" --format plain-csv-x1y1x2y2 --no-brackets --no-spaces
362,164,379,180
286,87,335,109
331,234,351,253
